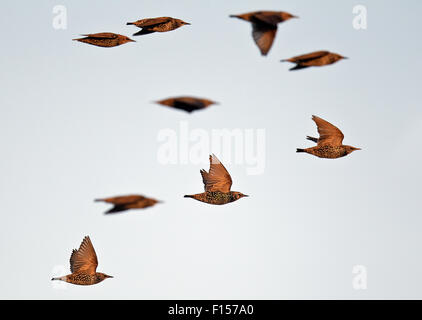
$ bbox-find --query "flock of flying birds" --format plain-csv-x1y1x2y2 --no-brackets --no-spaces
52,11,361,286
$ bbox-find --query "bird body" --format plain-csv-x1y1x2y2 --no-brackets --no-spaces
184,191,244,205
51,236,112,286
297,115,360,159
52,273,110,286
282,51,347,70
155,96,217,113
95,194,161,214
184,154,248,205
230,11,298,56
297,145,349,159
127,17,190,36
73,33,135,48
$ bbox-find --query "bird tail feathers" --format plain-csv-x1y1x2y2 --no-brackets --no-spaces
133,29,155,36
289,64,308,71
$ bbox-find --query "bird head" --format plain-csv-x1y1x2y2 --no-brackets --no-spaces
121,36,136,44
176,19,191,27
333,53,348,61
344,145,361,154
281,12,299,20
201,99,219,107
149,198,163,206
231,192,249,201
97,273,113,282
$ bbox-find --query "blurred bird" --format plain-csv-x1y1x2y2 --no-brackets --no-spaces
127,17,190,36
281,51,348,70
95,194,162,214
297,115,361,159
155,96,217,113
184,154,248,205
51,236,113,285
73,33,135,48
229,11,298,56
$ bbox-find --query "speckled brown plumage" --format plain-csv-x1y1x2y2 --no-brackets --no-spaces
73,33,135,48
127,17,190,36
297,115,361,159
155,96,217,113
281,51,348,70
184,154,248,205
229,11,298,56
51,236,112,286
95,194,162,214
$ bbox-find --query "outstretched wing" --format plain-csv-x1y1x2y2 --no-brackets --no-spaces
131,17,172,28
69,236,98,275
287,51,329,63
81,33,118,39
312,115,344,146
252,23,277,56
200,154,232,193
96,195,146,205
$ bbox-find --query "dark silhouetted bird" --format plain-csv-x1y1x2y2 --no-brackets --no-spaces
127,17,190,36
184,154,248,205
297,115,361,159
155,96,217,113
229,11,298,56
51,236,113,286
95,194,162,214
73,33,135,48
281,51,348,70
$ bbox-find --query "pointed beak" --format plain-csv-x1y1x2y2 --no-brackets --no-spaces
129,39,136,42
291,15,299,19
106,275,113,278
244,195,249,197
355,148,361,151
185,22,191,25
342,56,349,59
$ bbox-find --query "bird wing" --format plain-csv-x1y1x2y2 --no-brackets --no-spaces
312,115,344,146
97,195,146,205
252,23,277,56
201,154,233,193
69,236,98,275
133,17,172,28
82,33,118,39
287,51,330,63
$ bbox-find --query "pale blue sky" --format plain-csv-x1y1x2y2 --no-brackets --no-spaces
0,0,421,299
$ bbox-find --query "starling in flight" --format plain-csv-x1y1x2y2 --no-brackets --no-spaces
281,51,348,70
127,17,190,36
184,154,248,205
51,236,113,286
73,33,135,48
95,194,162,214
229,11,298,56
297,115,361,159
155,96,217,113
